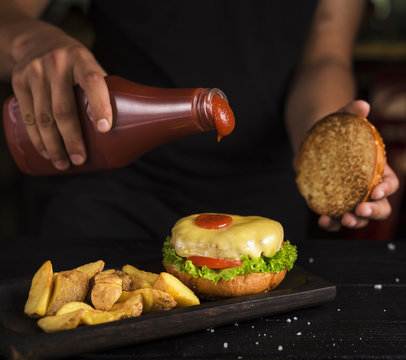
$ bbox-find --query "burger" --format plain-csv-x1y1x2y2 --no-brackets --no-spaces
296,112,386,218
162,213,297,299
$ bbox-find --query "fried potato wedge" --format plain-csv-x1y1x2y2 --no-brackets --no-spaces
122,265,159,286
82,294,143,325
119,288,177,313
113,270,133,291
47,270,89,315
153,272,200,307
75,260,105,278
90,273,122,311
37,309,84,333
56,301,95,316
24,260,54,318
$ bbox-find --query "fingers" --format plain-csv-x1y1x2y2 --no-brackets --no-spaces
370,164,399,200
73,59,112,133
11,42,111,170
50,73,86,166
11,73,48,159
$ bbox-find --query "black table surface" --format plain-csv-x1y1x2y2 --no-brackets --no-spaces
0,237,405,360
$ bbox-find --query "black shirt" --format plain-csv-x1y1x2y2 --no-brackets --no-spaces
41,0,318,243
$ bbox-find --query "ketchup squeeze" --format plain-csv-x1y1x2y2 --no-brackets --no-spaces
3,76,235,176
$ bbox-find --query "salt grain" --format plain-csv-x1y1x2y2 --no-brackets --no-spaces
309,257,314,263
211,329,215,332
286,318,292,323
296,332,302,336
337,308,341,312
278,345,283,351
293,316,298,320
234,322,239,326
223,342,228,349
395,278,400,283
387,242,396,251
307,322,311,325
374,284,382,290
255,341,259,345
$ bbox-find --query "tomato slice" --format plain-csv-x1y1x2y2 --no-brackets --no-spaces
187,255,242,269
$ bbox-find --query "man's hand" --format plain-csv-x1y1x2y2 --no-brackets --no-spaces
318,100,400,231
10,22,112,170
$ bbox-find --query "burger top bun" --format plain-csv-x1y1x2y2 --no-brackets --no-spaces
296,112,386,218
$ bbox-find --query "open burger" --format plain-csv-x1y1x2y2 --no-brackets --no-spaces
296,112,386,218
162,213,297,299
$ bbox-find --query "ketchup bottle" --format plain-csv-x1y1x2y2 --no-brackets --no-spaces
2,76,235,176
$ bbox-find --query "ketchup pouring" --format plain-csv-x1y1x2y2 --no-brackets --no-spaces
3,76,235,175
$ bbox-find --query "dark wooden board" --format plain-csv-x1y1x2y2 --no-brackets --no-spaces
0,265,335,360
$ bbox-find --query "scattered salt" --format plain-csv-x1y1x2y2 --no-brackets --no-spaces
374,284,382,290
333,343,336,347
251,325,255,328
387,242,396,251
293,316,298,320
395,278,400,283
234,322,239,326
296,332,302,336
337,308,341,312
307,322,311,325
384,309,387,312
211,329,215,332
223,342,228,349
278,345,283,351
286,318,292,323
309,257,314,263
255,341,259,345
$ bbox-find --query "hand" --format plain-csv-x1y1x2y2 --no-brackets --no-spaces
318,100,400,231
11,22,112,170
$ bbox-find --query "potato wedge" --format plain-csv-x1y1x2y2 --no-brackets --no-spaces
129,276,152,290
130,288,176,313
24,260,54,318
37,309,84,333
82,294,143,325
75,260,105,278
47,270,89,315
113,270,133,291
153,272,200,307
56,301,95,316
101,269,115,275
122,265,159,286
90,273,122,311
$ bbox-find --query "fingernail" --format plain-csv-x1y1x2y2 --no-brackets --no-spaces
70,154,85,166
348,218,357,227
362,208,372,217
41,150,50,159
97,118,110,132
54,160,70,170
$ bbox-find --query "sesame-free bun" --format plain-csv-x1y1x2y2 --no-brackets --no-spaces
296,112,386,218
164,263,287,299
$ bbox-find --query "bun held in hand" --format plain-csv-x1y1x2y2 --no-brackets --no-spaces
296,112,386,218
162,213,297,299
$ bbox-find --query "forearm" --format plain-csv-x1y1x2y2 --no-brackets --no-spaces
0,0,52,79
285,58,356,155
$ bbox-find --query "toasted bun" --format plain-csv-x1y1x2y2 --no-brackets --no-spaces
296,112,386,217
164,263,287,300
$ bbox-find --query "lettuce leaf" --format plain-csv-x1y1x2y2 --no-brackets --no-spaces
162,236,297,284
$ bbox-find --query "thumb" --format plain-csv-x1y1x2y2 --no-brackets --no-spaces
339,99,370,118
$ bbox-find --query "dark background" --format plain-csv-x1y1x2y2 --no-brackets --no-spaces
1,0,406,240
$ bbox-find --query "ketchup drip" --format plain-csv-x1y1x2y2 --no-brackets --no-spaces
195,214,232,229
211,94,235,142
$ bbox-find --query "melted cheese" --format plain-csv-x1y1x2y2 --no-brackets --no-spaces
171,214,284,260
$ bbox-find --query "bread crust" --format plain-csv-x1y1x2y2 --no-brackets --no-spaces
296,112,386,217
163,263,287,299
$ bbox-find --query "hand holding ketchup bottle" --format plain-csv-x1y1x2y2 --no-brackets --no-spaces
2,76,235,176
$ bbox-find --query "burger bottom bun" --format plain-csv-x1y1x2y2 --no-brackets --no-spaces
164,263,287,299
